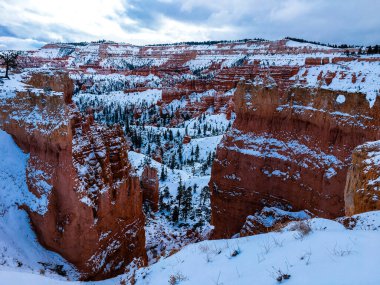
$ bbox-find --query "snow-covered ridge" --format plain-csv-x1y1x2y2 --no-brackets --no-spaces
294,60,380,108
17,38,380,108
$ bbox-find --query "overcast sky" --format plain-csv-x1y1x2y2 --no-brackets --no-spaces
0,0,379,50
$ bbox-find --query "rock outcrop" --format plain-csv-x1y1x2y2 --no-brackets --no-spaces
239,207,311,237
141,165,159,212
345,141,380,215
210,76,380,238
0,72,146,280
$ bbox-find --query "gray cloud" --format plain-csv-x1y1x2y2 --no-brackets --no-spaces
126,0,213,29
0,0,379,50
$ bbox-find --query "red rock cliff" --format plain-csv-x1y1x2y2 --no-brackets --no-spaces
141,164,159,212
345,141,380,215
0,72,146,280
210,77,380,238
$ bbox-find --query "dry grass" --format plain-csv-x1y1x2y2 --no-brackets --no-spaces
168,272,187,285
289,220,312,240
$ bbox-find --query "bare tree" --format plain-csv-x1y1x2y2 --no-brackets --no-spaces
0,51,21,78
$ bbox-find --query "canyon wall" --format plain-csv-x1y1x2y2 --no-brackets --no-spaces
345,141,380,215
141,165,159,212
0,72,146,280
210,77,380,238
2,39,379,255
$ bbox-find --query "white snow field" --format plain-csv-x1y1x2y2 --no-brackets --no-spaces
130,214,380,285
0,209,379,284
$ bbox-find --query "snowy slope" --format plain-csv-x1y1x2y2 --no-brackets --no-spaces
0,211,379,284
132,213,380,285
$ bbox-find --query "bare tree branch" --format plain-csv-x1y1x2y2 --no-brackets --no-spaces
0,51,21,78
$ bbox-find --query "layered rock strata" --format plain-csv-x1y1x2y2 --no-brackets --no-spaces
210,76,380,238
345,141,380,215
141,165,159,212
0,72,146,280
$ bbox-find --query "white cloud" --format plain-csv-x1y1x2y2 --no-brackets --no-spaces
0,0,379,49
0,37,45,50
269,0,316,21
0,0,131,42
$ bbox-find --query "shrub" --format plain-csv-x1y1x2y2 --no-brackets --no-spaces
273,269,291,283
289,220,312,240
230,248,241,257
168,272,187,285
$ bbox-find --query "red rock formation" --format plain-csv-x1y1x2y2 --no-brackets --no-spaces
210,77,380,238
305,57,330,65
239,207,311,237
6,39,380,247
183,136,191,144
161,88,184,103
0,72,146,280
345,141,380,215
141,165,159,212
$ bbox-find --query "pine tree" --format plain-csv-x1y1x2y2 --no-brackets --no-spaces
176,177,184,215
199,186,210,206
156,134,161,146
181,186,193,221
201,162,208,175
160,164,166,181
147,144,151,155
178,144,183,164
195,145,200,161
170,155,176,170
125,116,130,134
172,206,179,223
159,186,170,211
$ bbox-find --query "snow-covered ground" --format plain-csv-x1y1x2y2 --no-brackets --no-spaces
131,213,380,285
1,211,379,285
76,89,162,108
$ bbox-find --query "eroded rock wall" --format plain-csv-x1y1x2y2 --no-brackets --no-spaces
0,72,146,280
141,165,159,212
210,77,380,238
345,141,380,215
